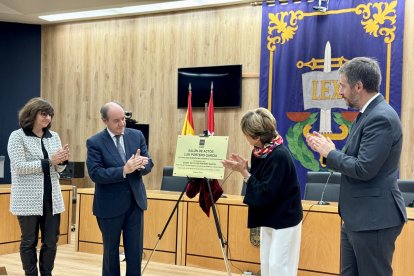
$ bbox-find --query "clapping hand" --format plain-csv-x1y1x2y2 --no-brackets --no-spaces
51,144,70,165
306,131,336,158
133,149,149,170
221,153,249,175
123,149,149,174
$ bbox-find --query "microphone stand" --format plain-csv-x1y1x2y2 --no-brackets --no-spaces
318,172,333,205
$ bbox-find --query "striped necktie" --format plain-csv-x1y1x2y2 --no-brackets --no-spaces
115,135,126,163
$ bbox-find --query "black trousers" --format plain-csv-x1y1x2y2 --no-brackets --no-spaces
17,199,61,276
341,223,403,276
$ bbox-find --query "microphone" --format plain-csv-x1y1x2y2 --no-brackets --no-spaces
318,171,333,205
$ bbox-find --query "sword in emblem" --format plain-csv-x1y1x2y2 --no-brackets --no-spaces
319,41,332,133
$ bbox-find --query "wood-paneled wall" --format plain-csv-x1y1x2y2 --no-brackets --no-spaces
41,5,261,194
41,2,414,195
400,0,414,179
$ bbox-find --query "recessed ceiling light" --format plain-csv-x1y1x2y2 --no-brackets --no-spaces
39,0,248,22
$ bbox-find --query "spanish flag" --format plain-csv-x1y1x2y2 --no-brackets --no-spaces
181,84,195,135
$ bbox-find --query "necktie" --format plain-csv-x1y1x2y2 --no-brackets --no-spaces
349,112,362,133
355,112,362,124
342,112,362,153
115,135,126,163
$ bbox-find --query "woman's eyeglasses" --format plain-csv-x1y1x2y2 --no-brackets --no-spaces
39,111,54,118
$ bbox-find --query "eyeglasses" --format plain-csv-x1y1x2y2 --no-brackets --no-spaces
39,111,54,118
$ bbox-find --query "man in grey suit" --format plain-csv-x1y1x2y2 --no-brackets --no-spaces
306,57,407,275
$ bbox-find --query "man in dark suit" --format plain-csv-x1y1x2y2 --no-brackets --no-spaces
306,57,407,276
86,102,153,276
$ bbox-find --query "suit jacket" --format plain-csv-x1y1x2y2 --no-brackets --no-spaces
86,128,153,219
327,94,407,231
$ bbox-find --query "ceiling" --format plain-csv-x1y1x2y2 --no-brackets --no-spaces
0,0,250,25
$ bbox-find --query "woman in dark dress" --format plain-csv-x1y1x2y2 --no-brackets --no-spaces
222,107,303,276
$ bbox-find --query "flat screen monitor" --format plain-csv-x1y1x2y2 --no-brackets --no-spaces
177,64,242,108
126,121,150,149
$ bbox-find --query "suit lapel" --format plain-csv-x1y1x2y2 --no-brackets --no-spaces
352,94,384,133
343,94,384,153
123,129,136,159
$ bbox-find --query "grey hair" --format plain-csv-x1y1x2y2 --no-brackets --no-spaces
338,57,381,93
100,102,124,120
240,107,278,144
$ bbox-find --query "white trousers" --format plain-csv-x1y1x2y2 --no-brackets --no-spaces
260,222,302,276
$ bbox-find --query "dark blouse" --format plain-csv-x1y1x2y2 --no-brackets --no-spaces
23,129,53,200
40,139,52,200
243,144,303,229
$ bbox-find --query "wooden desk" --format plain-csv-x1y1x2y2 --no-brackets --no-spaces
75,189,185,265
392,208,414,276
60,178,91,225
299,203,341,275
75,189,414,275
184,199,340,275
0,185,73,255
60,178,90,189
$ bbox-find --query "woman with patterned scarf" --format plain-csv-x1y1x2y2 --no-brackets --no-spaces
222,107,303,276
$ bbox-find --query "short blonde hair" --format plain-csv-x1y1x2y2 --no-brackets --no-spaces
240,107,278,144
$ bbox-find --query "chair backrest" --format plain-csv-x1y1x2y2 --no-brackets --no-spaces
397,179,414,207
160,166,188,192
303,172,341,202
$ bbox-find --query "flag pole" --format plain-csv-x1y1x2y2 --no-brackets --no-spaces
206,81,214,136
181,83,195,136
204,102,208,132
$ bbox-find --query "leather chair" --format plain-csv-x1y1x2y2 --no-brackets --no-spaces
397,179,414,207
304,171,341,202
160,166,188,192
